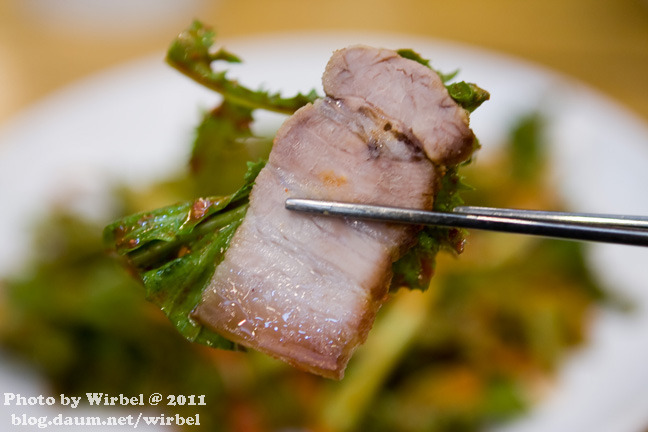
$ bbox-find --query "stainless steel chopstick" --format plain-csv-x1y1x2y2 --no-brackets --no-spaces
454,206,648,230
285,198,648,247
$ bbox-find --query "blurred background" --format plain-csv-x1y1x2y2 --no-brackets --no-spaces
0,0,647,125
1,1,648,432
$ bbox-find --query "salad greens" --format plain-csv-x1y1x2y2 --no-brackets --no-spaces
103,20,490,345
0,213,230,431
104,160,265,349
167,20,318,115
189,101,270,195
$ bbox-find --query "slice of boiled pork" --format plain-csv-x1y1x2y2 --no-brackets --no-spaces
193,45,476,379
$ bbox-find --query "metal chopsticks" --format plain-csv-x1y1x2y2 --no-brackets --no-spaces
285,198,648,247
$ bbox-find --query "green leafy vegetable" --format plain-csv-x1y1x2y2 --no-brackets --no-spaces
167,20,318,114
106,159,264,257
190,101,272,195
391,167,473,290
446,81,491,113
104,160,265,348
509,112,545,181
0,213,229,432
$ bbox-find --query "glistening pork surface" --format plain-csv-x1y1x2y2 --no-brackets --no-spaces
193,45,475,379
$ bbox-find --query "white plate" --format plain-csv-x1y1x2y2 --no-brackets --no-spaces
1,32,648,432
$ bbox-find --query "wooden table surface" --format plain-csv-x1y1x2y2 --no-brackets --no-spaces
1,0,647,128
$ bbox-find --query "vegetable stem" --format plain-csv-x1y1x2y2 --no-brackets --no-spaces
127,203,248,269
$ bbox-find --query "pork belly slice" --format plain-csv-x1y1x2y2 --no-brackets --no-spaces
193,46,475,379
